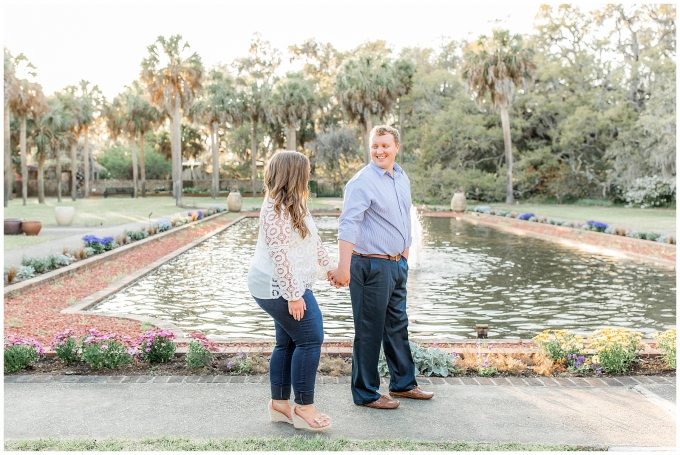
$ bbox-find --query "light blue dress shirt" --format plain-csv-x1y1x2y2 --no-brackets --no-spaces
338,162,413,256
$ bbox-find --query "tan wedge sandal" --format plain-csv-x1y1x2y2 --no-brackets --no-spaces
291,405,331,432
268,400,293,425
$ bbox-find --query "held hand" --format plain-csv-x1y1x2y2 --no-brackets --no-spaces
329,267,350,288
288,298,306,321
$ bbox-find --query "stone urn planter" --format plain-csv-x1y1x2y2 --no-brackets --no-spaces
450,191,467,213
227,187,243,212
54,206,75,226
4,219,22,235
21,220,42,236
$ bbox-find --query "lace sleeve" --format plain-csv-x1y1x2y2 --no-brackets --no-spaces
316,235,334,272
262,207,304,301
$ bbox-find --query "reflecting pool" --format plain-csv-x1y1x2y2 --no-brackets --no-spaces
91,216,676,339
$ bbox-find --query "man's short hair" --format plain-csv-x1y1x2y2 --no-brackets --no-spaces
369,125,400,146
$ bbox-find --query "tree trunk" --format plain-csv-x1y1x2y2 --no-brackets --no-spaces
20,115,27,205
4,104,11,207
37,155,45,203
361,113,372,165
131,137,139,198
398,100,405,163
499,104,514,204
56,146,63,202
211,122,219,198
171,98,182,206
83,125,90,197
139,131,146,197
251,114,258,197
286,120,296,151
70,142,77,201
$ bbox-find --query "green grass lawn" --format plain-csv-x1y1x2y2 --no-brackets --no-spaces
422,201,675,235
4,436,592,451
3,196,341,227
3,235,59,251
486,203,676,235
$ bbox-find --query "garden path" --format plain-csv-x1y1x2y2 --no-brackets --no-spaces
4,376,676,449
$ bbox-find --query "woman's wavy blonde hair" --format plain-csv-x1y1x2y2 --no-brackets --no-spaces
264,150,310,238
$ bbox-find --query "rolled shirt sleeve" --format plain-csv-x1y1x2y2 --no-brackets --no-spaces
338,179,370,246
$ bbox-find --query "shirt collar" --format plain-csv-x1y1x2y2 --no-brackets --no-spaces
369,161,403,177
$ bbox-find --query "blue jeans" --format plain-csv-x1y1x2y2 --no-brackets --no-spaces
349,255,417,405
253,289,324,405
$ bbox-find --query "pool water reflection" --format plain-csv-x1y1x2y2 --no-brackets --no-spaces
91,216,676,339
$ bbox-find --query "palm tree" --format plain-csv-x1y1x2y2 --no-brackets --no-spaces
103,94,140,197
234,34,280,197
46,98,75,202
75,81,102,198
270,72,317,151
192,68,242,198
461,29,535,203
124,81,160,197
4,47,19,206
334,53,399,163
30,98,71,203
57,88,82,201
10,79,47,205
141,35,204,206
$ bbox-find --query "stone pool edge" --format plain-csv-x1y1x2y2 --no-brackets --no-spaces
426,211,676,266
57,210,671,350
3,210,233,298
60,214,253,340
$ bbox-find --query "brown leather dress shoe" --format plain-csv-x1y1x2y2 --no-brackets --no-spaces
388,386,434,400
362,394,400,409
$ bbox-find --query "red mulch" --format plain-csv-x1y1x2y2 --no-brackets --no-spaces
4,217,232,347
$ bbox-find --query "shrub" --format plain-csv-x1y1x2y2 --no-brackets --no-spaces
4,336,44,373
127,230,148,241
651,329,676,369
51,329,80,363
80,329,134,370
588,328,644,374
623,175,675,208
585,220,608,232
532,330,585,362
82,235,116,254
16,265,36,280
378,342,458,377
5,266,18,284
209,204,225,213
155,219,173,232
626,231,662,241
137,329,176,363
473,206,491,214
185,333,220,370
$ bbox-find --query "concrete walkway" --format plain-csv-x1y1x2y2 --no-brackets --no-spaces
4,211,183,268
4,375,676,449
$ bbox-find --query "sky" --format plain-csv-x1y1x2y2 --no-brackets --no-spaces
4,0,601,100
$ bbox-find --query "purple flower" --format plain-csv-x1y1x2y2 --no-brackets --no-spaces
102,345,108,350
586,220,608,231
145,348,151,352
518,213,535,221
227,362,233,369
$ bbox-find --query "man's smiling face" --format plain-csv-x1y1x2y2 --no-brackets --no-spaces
370,133,399,172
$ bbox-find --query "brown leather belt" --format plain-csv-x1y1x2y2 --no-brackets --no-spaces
352,251,402,261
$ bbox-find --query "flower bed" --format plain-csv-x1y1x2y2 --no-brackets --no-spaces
3,206,227,286
5,328,675,378
472,205,675,244
4,215,236,347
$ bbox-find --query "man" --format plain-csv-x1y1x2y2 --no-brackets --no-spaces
330,125,434,409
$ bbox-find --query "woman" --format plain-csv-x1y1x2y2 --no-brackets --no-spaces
248,150,333,431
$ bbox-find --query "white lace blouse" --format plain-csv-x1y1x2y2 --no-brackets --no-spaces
248,199,334,301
